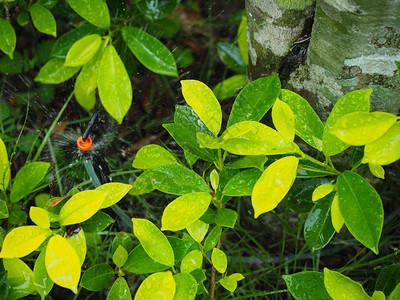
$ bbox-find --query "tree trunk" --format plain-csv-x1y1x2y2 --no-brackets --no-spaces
246,0,400,120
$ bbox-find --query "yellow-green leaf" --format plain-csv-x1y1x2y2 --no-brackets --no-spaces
65,34,102,67
35,58,80,84
252,156,298,218
66,228,87,266
220,277,237,293
0,137,10,191
3,258,35,299
237,14,248,65
45,235,81,294
132,144,178,169
0,226,52,258
312,183,335,202
96,182,132,209
30,3,57,37
67,0,110,29
75,87,96,111
210,169,219,190
272,98,295,142
369,164,385,179
173,273,197,300
229,273,245,281
132,218,174,267
372,290,386,300
181,250,203,273
59,190,106,226
112,245,128,268
181,80,222,136
0,18,16,59
331,194,344,233
134,271,176,300
212,248,227,273
161,192,212,231
330,112,397,146
186,219,209,243
30,206,50,228
362,122,400,166
98,45,132,124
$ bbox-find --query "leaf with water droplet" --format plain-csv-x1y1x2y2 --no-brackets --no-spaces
30,206,50,228
272,98,295,142
35,58,80,84
186,219,209,242
30,3,57,37
204,226,222,252
132,144,178,169
3,258,35,299
312,183,335,202
67,0,110,29
134,271,176,300
369,164,385,179
0,18,16,59
331,194,344,233
212,248,227,273
173,273,197,300
283,271,331,300
324,268,370,300
107,277,131,300
33,246,54,299
252,156,298,218
181,250,203,273
95,182,132,209
64,34,101,67
66,228,86,266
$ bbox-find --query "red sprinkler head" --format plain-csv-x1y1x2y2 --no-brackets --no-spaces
77,136,93,151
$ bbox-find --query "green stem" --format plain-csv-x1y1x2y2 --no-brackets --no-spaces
297,148,340,175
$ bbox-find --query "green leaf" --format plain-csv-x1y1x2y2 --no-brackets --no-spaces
112,232,134,254
330,111,397,145
181,250,203,273
331,194,344,233
17,11,30,26
33,247,53,299
0,200,9,219
132,218,175,267
283,271,331,300
59,190,106,226
3,258,35,299
226,155,267,172
0,226,52,258
297,159,333,178
372,291,385,300
30,206,50,228
337,171,383,254
67,0,110,29
186,219,209,243
213,75,247,101
223,168,262,196
45,235,81,293
124,244,169,274
0,137,10,191
51,24,105,59
168,236,195,264
324,268,370,300
238,14,248,65
212,248,227,273
161,192,212,231
98,45,132,124
0,18,16,59
10,162,50,203
80,263,114,292
65,34,102,67
272,98,295,142
0,271,9,299
322,89,372,156
362,122,400,165
66,228,86,266
210,169,219,190
227,74,280,127
130,170,155,195
135,0,179,21
0,50,23,74
389,283,400,300
82,211,114,232
181,80,222,136
30,3,57,37
35,58,81,84
220,277,238,293
215,167,239,204
173,273,197,300
204,226,222,252
369,164,385,179
107,277,131,300
312,183,335,202
122,26,178,77
375,264,400,296
304,194,335,253
132,144,178,169
96,182,132,209
8,209,27,225
216,42,246,74
252,156,298,218
215,208,238,228
174,105,213,136
134,271,176,300
113,245,128,268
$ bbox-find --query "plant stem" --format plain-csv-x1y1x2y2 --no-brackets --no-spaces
297,148,340,175
209,237,222,300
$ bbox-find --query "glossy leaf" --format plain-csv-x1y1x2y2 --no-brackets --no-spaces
122,26,178,77
215,167,239,204
252,156,298,218
112,232,134,254
82,211,114,233
212,248,227,273
136,0,179,21
80,263,114,291
98,45,132,124
216,42,246,74
0,200,8,219
0,137,10,191
362,122,400,165
272,98,295,142
181,250,203,273
168,236,195,264
0,18,16,59
113,245,128,268
337,171,383,254
280,89,324,151
223,168,262,197
67,0,110,29
59,190,106,226
331,194,344,233
161,192,212,231
134,271,176,300
107,277,131,300
130,170,155,195
369,164,385,179
304,194,335,253
132,144,178,169
322,89,372,156
373,290,386,300
3,258,35,299
220,277,237,293
33,247,53,299
0,226,52,258
186,219,209,243
330,111,397,145
124,244,169,274
30,3,57,37
66,229,87,266
96,182,132,209
204,226,222,252
283,271,331,300
324,268,370,300
174,273,197,300
228,74,280,127
213,74,247,101
297,159,333,178
10,161,50,203
30,206,50,228
238,14,248,65
215,208,238,228
132,218,174,266
312,183,335,202
210,169,219,190
35,58,80,84
65,34,102,67
226,155,267,172
45,235,81,293
174,105,213,134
